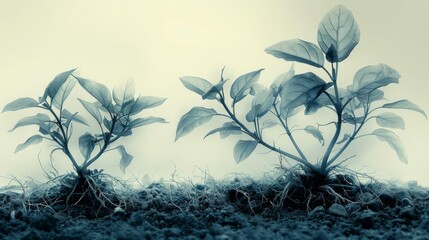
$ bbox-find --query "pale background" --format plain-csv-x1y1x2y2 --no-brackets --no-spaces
1,1,428,187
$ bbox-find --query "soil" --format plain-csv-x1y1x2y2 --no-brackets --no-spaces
1,175,429,240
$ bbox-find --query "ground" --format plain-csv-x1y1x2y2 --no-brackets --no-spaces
1,174,429,240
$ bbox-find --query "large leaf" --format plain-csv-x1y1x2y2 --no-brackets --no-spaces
230,69,264,105
246,88,275,122
2,98,39,112
233,140,258,164
265,39,325,67
372,128,407,163
78,99,102,124
376,113,405,129
129,117,167,129
348,64,400,95
202,80,227,100
52,77,77,110
42,69,76,101
382,100,427,119
124,96,166,116
15,135,43,153
118,145,133,173
175,107,217,141
317,5,360,62
280,72,327,110
356,89,384,104
180,76,213,97
204,122,241,139
113,80,135,106
76,76,112,108
79,133,96,160
304,125,324,145
9,113,50,132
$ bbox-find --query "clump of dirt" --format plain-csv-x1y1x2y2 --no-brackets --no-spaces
0,175,428,239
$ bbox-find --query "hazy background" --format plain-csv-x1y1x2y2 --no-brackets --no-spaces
1,1,428,187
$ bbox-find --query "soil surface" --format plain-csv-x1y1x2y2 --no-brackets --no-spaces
1,176,429,240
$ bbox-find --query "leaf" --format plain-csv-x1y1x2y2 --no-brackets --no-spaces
204,123,241,139
336,134,350,144
76,76,112,108
180,76,214,97
230,69,264,105
348,64,400,95
118,145,133,173
220,122,242,139
317,5,360,62
2,98,39,112
79,133,96,160
356,89,384,103
175,107,217,141
52,130,64,144
202,80,227,100
280,72,327,110
78,99,102,124
62,109,88,126
304,125,324,145
42,69,77,101
15,135,43,153
252,88,275,117
382,100,427,119
52,77,77,109
265,39,325,67
250,83,265,96
9,113,50,132
124,96,167,116
372,128,407,163
270,64,295,96
129,117,167,129
113,80,135,106
262,119,278,129
342,113,364,124
376,113,405,129
233,140,258,164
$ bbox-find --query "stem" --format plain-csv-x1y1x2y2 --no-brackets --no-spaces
218,96,315,171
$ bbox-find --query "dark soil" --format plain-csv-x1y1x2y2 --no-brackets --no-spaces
1,175,429,240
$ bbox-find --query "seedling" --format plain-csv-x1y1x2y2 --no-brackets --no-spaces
3,69,166,180
176,5,426,183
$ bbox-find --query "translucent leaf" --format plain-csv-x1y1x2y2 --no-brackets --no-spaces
124,96,167,116
356,89,384,103
52,130,64,144
348,64,400,95
249,83,265,96
62,109,88,126
382,100,427,119
280,72,327,110
15,135,43,153
270,64,295,96
180,76,213,96
175,107,217,141
76,76,112,108
247,88,275,122
376,113,405,129
42,69,77,102
118,145,133,173
52,77,77,109
304,125,324,145
202,80,227,100
233,140,258,164
129,117,167,129
262,119,278,129
9,113,50,132
230,69,264,105
317,5,360,62
342,113,364,124
79,133,96,160
78,98,102,124
204,123,241,139
113,80,135,106
336,134,350,144
372,128,407,163
2,98,39,112
265,39,325,67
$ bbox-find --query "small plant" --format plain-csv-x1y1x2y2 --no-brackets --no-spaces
3,69,166,183
176,5,426,184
